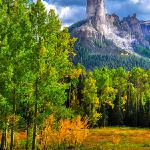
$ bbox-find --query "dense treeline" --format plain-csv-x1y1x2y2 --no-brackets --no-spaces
135,45,150,58
69,67,150,128
0,0,150,149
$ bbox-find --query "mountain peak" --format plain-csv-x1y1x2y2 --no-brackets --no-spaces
69,0,150,70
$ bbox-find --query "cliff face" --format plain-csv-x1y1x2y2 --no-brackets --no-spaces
141,21,150,43
69,0,150,69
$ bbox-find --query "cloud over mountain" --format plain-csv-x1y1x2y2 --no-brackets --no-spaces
40,0,150,26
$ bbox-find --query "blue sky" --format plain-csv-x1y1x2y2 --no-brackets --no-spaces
39,0,150,26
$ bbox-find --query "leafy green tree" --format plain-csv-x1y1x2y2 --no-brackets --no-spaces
0,0,31,149
0,95,11,150
93,68,117,126
82,72,100,127
112,67,128,125
128,68,149,126
28,1,76,149
1,0,76,149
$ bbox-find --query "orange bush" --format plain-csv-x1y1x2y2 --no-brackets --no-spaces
112,134,121,144
14,132,27,146
37,115,57,149
37,115,89,149
71,116,89,145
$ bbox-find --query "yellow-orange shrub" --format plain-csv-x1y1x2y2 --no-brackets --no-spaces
37,115,89,149
14,132,27,148
70,116,89,145
112,134,121,144
37,115,57,149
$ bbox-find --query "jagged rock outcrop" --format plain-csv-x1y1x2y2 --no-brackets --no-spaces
141,21,150,36
141,21,150,48
70,0,150,55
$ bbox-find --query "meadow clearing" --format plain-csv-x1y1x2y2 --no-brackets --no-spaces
0,127,150,149
83,127,150,150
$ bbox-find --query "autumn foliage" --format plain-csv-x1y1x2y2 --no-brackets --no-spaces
37,115,89,149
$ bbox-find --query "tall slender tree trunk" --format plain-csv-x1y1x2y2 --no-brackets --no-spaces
26,109,30,150
1,129,7,150
135,96,138,126
26,122,29,150
103,103,106,127
1,111,7,150
127,84,131,111
1,130,5,150
10,130,14,150
10,88,16,150
68,86,72,107
32,79,38,150
126,84,131,125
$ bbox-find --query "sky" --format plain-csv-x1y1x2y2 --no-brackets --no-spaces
40,0,150,27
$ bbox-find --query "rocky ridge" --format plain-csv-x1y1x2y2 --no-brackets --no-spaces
70,0,150,58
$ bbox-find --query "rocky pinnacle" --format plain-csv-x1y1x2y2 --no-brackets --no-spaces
87,0,107,33
87,0,106,19
86,0,95,18
71,0,150,53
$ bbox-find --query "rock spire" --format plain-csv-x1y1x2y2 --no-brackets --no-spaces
86,0,95,18
87,0,106,20
87,0,107,33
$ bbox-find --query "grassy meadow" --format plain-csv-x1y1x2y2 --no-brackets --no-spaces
0,127,150,149
83,127,150,150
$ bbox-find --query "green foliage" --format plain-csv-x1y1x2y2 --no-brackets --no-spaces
0,0,76,149
82,72,101,127
93,39,107,48
135,45,150,58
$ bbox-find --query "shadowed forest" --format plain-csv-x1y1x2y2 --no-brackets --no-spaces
0,0,150,149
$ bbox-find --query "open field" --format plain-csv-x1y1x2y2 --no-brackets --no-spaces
83,127,150,150
0,127,149,149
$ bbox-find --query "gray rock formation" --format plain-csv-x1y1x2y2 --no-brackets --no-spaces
87,0,107,33
95,0,107,33
70,0,150,58
86,0,95,18
87,0,106,18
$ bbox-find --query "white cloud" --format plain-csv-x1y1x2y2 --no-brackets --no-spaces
62,23,72,29
130,0,150,10
58,6,85,22
140,0,150,11
42,1,57,13
59,6,75,20
33,0,85,27
130,0,140,4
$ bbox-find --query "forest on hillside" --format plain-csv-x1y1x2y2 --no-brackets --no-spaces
74,43,150,70
0,0,150,149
